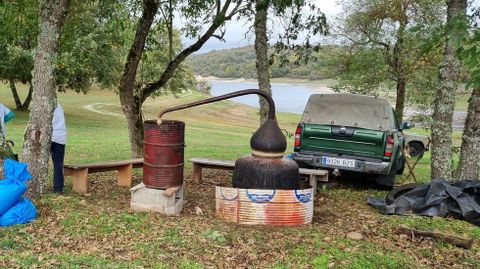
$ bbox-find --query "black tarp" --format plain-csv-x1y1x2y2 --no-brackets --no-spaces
368,179,480,225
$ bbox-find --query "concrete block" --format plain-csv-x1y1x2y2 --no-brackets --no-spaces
164,197,184,215
130,183,183,215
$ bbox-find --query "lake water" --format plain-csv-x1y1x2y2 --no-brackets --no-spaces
208,79,331,114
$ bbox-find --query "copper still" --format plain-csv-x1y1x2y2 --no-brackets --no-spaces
157,89,299,190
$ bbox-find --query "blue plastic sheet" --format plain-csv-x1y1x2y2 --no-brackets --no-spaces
0,159,36,226
4,158,32,183
0,198,37,227
0,181,26,215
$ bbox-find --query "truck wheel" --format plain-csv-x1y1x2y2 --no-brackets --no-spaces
375,162,397,189
385,183,418,204
408,141,425,158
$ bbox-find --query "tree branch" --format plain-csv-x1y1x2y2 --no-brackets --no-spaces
225,0,242,19
211,33,226,41
398,225,473,249
357,27,391,51
141,0,241,101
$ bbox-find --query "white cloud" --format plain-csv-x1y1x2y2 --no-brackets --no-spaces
315,0,342,17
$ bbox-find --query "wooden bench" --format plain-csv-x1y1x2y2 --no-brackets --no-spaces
64,158,143,194
190,157,328,190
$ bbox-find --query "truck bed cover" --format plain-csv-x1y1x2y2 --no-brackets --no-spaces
301,94,396,131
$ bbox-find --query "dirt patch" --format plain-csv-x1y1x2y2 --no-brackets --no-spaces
83,103,123,117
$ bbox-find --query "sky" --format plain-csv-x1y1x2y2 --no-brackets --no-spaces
181,0,342,54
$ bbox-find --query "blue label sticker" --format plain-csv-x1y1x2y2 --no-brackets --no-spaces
246,189,276,203
295,190,311,203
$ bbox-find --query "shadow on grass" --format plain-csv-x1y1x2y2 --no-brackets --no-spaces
321,171,394,191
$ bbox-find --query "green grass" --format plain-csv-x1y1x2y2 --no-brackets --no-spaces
455,92,471,111
397,125,464,184
2,83,300,166
0,83,479,268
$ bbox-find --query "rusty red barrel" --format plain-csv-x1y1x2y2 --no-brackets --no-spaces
143,120,185,189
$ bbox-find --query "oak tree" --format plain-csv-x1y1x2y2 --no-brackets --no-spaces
119,0,246,157
430,0,468,180
23,0,70,198
332,0,444,122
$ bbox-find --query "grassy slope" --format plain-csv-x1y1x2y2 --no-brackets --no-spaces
0,84,479,268
2,84,300,165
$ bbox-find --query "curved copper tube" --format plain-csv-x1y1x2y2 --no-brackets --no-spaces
158,89,276,120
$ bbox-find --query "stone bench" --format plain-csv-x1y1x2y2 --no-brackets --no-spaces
64,158,143,194
190,157,328,190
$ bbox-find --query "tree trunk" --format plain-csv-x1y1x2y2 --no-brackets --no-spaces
118,0,159,158
9,80,23,109
254,0,271,124
23,0,70,198
21,82,33,110
168,0,173,62
430,0,467,181
395,78,406,123
455,88,480,180
392,10,407,123
122,98,144,158
9,80,33,111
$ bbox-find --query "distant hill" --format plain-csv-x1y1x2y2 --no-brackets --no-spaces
187,46,335,80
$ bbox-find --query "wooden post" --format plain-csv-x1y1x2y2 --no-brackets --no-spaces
63,167,73,177
192,163,202,183
403,148,418,182
72,168,89,194
117,163,133,187
309,175,317,194
316,173,328,182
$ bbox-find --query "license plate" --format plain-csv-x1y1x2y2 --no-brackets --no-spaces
321,157,355,168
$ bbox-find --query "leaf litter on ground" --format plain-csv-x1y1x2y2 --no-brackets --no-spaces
0,170,479,268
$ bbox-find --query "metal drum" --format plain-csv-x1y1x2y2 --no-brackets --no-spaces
143,120,184,189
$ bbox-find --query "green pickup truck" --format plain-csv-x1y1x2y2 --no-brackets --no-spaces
292,94,406,188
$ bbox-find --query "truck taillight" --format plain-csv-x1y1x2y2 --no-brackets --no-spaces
295,125,302,147
384,134,395,157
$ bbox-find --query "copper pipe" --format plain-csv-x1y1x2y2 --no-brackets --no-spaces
158,89,275,120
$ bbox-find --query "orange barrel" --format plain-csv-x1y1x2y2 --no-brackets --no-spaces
143,120,185,189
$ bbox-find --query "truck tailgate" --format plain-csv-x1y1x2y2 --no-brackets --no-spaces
301,124,385,159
